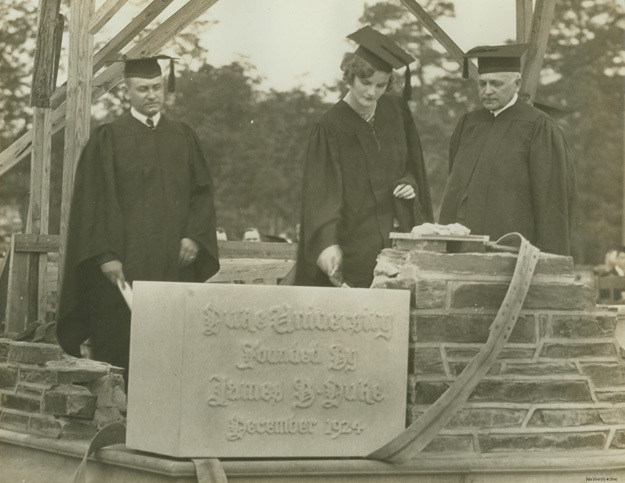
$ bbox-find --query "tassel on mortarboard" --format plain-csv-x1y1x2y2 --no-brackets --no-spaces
403,65,412,102
168,57,175,93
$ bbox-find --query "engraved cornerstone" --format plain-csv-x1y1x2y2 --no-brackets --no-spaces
126,282,409,458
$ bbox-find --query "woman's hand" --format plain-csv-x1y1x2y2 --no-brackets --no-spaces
316,244,343,277
100,259,125,286
179,238,199,266
393,183,416,200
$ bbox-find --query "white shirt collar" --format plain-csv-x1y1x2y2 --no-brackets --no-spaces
492,93,518,117
131,107,161,127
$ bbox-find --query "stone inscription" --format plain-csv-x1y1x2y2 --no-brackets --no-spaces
126,283,409,458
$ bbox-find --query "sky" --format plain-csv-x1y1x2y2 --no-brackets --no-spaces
192,0,517,91
100,0,518,93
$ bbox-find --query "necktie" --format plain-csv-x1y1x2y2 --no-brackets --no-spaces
146,117,155,129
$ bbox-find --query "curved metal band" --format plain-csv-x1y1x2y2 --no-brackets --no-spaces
368,233,540,464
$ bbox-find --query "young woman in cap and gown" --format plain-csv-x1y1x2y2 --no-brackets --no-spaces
296,26,433,288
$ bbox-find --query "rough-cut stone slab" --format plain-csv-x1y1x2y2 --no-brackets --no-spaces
451,282,596,310
551,314,618,339
422,434,475,452
415,314,535,344
8,342,63,364
413,347,445,376
445,408,527,429
580,363,625,388
502,362,579,376
126,282,410,458
528,408,625,427
479,431,607,452
540,343,617,359
43,385,97,419
469,380,593,403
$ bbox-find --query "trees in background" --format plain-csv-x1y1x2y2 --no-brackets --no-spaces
0,1,623,261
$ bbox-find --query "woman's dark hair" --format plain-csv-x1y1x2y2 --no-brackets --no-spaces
340,52,394,90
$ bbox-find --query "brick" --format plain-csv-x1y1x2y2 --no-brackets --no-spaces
0,365,18,389
414,279,447,309
43,385,97,420
413,347,445,376
8,342,63,364
502,362,579,376
0,411,29,431
446,408,526,429
596,391,625,403
469,380,593,403
423,434,474,453
60,420,98,440
29,416,62,438
0,339,10,363
377,249,410,269
86,373,127,409
46,358,110,385
451,282,596,310
371,277,418,307
528,408,625,427
16,383,48,397
415,314,535,344
18,367,59,386
406,251,573,278
541,343,617,359
449,362,501,377
479,431,606,452
610,429,625,449
551,314,618,339
411,381,450,405
446,348,480,359
499,348,537,359
580,363,625,388
539,314,549,339
1,393,41,413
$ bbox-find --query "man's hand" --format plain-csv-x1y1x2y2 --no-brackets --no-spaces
179,238,199,267
100,259,125,286
393,183,416,200
316,244,343,277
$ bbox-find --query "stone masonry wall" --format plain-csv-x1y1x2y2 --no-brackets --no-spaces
372,248,625,455
0,340,126,439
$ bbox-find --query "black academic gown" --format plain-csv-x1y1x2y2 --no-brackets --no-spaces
439,99,576,256
296,95,433,287
57,113,219,372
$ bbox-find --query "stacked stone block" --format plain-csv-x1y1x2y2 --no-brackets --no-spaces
373,248,625,455
0,339,126,439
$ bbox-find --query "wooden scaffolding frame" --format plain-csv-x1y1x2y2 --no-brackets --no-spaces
0,0,556,334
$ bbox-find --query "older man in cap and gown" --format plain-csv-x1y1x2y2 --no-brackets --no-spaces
57,56,219,386
439,44,576,256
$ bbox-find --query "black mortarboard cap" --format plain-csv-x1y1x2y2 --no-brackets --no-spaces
347,26,415,100
462,44,528,79
109,55,177,92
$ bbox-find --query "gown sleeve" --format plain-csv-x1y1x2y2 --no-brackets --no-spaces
182,124,220,281
295,122,342,286
528,116,576,256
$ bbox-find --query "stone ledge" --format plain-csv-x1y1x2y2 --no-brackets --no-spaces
2,429,625,482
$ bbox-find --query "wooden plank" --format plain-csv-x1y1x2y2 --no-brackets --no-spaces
26,109,52,235
52,14,64,89
6,237,38,333
58,0,95,293
520,0,556,103
208,259,295,284
218,241,298,260
0,251,9,327
399,0,478,80
31,0,62,107
90,0,128,34
516,0,533,44
0,0,221,179
13,234,60,253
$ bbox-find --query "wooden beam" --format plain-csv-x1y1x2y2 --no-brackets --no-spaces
520,0,556,103
13,234,60,253
89,0,128,34
218,241,298,260
58,0,95,296
399,0,478,80
0,0,221,179
516,0,533,44
30,0,62,107
91,0,176,73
